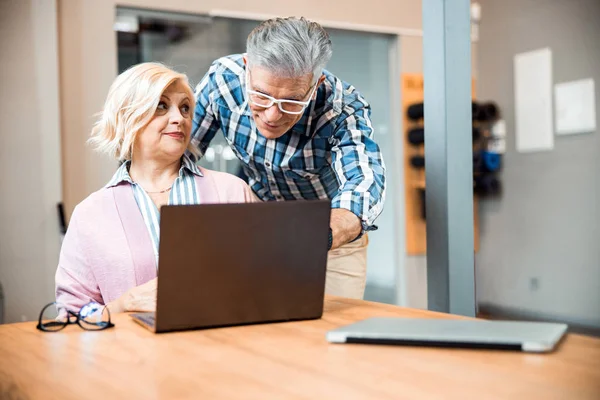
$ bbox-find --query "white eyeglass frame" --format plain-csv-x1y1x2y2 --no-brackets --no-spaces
245,70,319,115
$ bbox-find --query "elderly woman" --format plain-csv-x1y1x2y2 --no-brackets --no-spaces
55,63,254,314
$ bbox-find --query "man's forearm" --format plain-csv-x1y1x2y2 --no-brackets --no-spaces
330,208,362,250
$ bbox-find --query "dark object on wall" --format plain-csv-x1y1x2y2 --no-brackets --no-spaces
57,203,67,235
409,101,492,123
407,127,425,145
408,101,492,122
473,152,483,171
409,127,479,145
474,101,499,122
472,126,481,141
474,174,501,196
419,188,426,219
407,103,424,121
472,102,481,120
410,155,425,169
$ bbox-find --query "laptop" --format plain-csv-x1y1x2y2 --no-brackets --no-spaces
326,317,568,353
130,200,331,333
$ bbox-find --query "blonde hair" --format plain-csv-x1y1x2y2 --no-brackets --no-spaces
89,62,199,161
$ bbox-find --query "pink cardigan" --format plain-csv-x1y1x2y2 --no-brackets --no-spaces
55,168,255,312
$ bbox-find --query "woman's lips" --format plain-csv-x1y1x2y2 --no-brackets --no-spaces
164,132,184,139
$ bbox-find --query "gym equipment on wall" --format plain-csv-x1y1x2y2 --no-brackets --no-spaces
402,73,482,255
474,101,499,122
407,127,425,145
408,101,489,122
481,150,501,173
407,103,424,121
408,126,481,146
410,155,425,168
405,99,505,218
472,100,503,197
474,174,501,196
418,188,426,220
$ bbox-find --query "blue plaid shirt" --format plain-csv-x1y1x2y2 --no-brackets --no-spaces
191,54,386,231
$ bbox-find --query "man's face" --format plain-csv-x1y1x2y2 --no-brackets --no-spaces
246,65,315,140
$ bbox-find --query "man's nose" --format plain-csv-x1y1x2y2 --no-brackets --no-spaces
264,104,283,122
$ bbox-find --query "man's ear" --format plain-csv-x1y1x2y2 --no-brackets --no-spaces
312,74,326,99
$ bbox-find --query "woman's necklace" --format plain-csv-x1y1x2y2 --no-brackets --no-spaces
127,162,178,195
144,185,173,194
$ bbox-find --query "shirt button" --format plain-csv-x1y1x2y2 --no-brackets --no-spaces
276,195,283,200
264,161,271,168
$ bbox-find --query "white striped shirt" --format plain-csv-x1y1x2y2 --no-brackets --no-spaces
106,154,202,267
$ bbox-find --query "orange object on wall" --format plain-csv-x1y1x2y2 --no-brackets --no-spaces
402,73,479,255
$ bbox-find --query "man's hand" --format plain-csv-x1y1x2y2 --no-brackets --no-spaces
107,278,158,314
330,208,362,250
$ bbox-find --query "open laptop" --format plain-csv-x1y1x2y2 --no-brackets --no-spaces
326,317,568,353
131,200,331,333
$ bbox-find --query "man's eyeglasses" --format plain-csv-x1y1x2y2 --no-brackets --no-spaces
36,301,115,332
245,70,319,115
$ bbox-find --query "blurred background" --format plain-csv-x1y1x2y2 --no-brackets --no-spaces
0,0,598,335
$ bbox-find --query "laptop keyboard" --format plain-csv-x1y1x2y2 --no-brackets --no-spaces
132,312,156,327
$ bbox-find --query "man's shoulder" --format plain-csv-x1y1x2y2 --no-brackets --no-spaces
310,70,370,130
209,54,245,79
321,69,369,107
204,54,246,108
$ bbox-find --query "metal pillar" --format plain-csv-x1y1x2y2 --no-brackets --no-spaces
423,0,475,316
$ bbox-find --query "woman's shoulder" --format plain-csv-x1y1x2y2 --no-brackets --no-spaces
197,167,257,203
70,187,116,221
200,167,246,186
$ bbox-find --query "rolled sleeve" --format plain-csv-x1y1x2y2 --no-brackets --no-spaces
330,101,386,232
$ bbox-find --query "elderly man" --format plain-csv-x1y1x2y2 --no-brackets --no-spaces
191,17,386,299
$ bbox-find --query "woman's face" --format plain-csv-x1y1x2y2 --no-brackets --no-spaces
134,80,193,162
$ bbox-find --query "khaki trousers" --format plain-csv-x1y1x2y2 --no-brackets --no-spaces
325,234,369,299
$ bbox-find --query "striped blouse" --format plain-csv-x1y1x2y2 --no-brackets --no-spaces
105,154,202,266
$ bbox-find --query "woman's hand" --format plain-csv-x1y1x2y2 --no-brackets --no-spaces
107,278,157,314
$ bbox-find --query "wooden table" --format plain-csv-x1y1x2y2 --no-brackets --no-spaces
1,296,599,399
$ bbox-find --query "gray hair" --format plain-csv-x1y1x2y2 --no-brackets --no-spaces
246,17,332,84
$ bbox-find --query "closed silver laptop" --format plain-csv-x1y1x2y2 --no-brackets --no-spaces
326,317,568,353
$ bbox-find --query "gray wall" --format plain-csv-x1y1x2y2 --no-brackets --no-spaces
0,0,62,323
476,0,600,326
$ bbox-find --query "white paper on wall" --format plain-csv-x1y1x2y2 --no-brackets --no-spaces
488,138,506,154
488,119,507,154
555,78,596,135
513,48,554,152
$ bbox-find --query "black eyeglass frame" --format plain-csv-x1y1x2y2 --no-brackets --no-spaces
36,301,115,332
